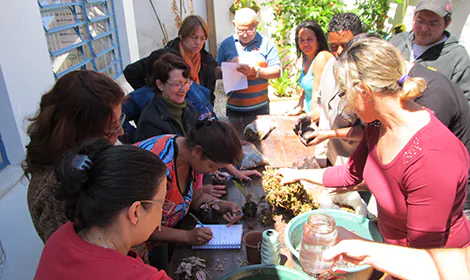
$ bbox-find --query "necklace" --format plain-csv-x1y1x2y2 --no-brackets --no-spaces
78,229,110,249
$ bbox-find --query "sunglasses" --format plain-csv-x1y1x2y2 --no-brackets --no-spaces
140,199,175,215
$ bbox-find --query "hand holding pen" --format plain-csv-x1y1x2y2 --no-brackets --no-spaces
187,213,213,245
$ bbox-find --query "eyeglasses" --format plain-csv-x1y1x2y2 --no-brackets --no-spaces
140,199,175,215
166,79,192,91
188,35,207,43
235,26,256,35
105,112,126,137
328,91,355,123
415,18,443,28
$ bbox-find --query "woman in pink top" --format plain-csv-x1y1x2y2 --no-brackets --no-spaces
35,139,171,279
279,37,470,249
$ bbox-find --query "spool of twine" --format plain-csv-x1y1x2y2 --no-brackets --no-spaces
261,229,280,265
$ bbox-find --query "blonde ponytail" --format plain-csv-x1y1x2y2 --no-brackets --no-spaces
400,77,426,101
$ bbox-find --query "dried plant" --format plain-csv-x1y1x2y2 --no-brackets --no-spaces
172,0,183,28
200,199,220,212
262,168,319,216
175,256,210,280
149,0,169,46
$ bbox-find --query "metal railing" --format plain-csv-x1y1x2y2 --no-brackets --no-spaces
38,0,123,79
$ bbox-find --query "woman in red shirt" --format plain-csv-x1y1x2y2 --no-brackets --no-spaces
279,36,470,249
35,139,171,280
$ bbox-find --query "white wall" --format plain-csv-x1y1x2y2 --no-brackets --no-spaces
0,0,53,278
133,0,208,58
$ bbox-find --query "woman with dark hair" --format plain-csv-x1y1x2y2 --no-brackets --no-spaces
124,15,219,104
135,52,198,142
35,139,171,279
136,118,244,268
287,20,334,115
24,70,125,243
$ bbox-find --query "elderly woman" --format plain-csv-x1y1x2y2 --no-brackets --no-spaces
136,52,260,195
279,37,470,249
24,70,125,243
287,19,333,115
35,139,170,279
124,15,219,104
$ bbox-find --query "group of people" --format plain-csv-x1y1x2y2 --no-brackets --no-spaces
24,0,470,279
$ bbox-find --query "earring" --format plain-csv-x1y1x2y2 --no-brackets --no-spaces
135,219,139,226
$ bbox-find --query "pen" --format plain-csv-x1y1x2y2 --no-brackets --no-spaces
188,213,215,239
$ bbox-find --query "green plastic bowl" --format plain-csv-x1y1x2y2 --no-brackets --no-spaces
284,209,383,274
221,264,311,280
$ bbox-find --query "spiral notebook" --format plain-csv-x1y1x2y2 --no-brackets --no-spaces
192,224,243,250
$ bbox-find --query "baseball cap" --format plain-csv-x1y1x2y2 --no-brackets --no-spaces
415,0,452,17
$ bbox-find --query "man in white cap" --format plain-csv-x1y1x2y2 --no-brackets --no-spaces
391,0,470,103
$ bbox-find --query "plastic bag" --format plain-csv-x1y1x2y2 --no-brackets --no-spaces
243,119,276,142
318,191,368,217
238,144,270,170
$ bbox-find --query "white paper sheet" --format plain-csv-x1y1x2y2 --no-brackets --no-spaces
221,62,248,94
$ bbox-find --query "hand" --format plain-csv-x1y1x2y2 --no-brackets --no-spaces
236,64,257,77
229,56,240,63
323,239,374,266
234,169,262,181
300,130,330,146
218,201,243,226
285,106,303,116
276,168,302,185
202,184,227,198
187,227,213,245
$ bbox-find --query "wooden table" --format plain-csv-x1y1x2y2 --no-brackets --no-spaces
168,115,311,279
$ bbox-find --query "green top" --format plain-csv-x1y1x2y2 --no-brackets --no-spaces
162,96,187,133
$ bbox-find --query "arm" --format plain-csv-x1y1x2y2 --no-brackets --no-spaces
323,240,446,280
150,225,213,245
258,65,281,80
191,188,242,226
310,51,334,112
225,164,262,180
403,149,468,248
303,125,365,146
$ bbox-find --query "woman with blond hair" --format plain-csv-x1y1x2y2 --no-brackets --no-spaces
279,37,470,249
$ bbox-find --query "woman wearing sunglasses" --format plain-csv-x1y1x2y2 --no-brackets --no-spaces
24,70,125,244
35,139,171,279
136,118,243,270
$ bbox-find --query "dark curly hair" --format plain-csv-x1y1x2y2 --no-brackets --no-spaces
328,13,363,36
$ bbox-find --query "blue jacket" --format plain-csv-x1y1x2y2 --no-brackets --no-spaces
122,84,216,143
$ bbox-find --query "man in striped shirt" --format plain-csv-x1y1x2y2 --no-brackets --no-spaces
217,8,281,116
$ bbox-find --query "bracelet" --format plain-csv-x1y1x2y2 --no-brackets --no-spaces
255,66,261,79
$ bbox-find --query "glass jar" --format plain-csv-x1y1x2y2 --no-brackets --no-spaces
299,213,338,276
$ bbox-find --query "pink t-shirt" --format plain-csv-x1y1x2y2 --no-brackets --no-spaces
35,222,171,280
323,113,470,249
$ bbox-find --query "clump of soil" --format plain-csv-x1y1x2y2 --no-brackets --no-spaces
243,200,258,217
262,168,319,216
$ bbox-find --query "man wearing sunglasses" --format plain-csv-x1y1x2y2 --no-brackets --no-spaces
216,8,281,116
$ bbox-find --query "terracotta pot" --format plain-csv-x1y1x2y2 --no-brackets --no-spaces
243,231,263,264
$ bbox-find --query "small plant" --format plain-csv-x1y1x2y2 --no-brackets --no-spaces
199,199,221,224
234,180,259,218
269,68,300,98
262,168,319,216
229,0,260,15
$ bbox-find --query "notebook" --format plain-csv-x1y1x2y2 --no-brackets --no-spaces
192,224,243,250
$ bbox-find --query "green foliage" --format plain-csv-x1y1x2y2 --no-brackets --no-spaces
269,66,300,97
353,0,402,37
263,0,346,49
229,0,260,15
